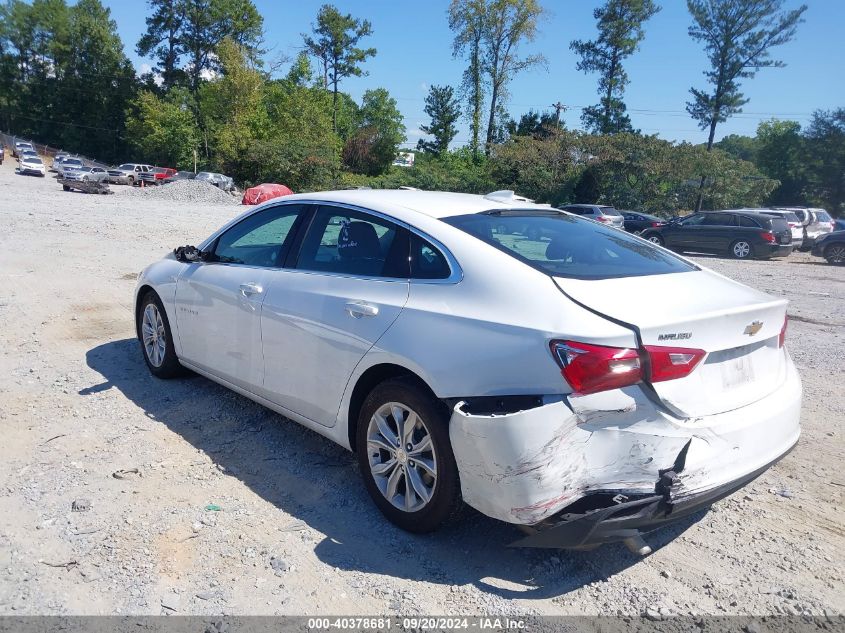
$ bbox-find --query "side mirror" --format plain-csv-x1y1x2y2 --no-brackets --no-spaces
174,245,209,263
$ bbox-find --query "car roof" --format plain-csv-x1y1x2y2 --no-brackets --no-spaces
280,189,555,221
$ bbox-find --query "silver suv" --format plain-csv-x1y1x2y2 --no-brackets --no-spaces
560,204,625,229
776,207,835,249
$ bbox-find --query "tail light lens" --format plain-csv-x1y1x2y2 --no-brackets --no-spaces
779,315,788,347
643,346,706,382
759,232,776,243
550,341,642,395
596,216,610,223
551,340,707,394
651,221,662,227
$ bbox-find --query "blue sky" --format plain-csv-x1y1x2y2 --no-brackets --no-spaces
101,0,844,148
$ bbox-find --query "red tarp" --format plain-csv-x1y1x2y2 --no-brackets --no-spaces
242,183,294,205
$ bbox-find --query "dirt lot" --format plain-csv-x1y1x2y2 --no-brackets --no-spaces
0,157,843,618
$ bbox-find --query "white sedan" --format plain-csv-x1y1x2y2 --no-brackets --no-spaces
135,190,801,551
18,155,46,176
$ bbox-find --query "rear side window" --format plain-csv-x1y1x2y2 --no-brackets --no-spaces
410,235,451,279
739,216,761,228
445,212,696,280
816,211,832,222
701,214,734,226
296,206,407,278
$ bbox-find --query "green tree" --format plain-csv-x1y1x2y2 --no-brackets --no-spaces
125,88,200,168
507,109,563,138
136,0,185,89
302,4,376,133
755,119,805,205
480,0,546,149
181,0,263,91
571,0,660,134
448,0,486,158
715,133,758,162
417,84,461,156
343,88,404,176
803,108,845,215
686,0,807,209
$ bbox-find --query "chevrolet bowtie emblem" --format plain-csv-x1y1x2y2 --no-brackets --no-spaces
744,321,763,336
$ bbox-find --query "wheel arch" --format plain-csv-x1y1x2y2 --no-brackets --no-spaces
134,284,156,339
346,362,440,452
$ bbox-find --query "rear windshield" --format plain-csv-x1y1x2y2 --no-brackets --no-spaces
599,206,620,216
816,211,832,222
764,212,799,222
444,211,696,280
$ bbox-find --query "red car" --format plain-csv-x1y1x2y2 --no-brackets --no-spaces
139,167,177,185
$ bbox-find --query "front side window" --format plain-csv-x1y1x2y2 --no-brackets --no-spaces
296,206,407,278
445,211,696,280
211,205,304,267
678,214,706,226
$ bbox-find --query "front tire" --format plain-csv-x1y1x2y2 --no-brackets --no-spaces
356,378,461,533
138,291,183,378
825,243,845,265
644,233,664,246
731,240,753,259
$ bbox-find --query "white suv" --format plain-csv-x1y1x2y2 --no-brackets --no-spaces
776,207,835,249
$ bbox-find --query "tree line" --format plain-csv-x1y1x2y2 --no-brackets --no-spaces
0,0,841,215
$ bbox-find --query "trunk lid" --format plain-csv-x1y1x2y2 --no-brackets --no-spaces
554,268,788,417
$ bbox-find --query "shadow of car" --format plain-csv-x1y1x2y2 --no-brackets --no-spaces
80,338,705,599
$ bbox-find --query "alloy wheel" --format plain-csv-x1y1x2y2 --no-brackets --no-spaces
141,303,166,368
826,244,845,264
366,402,437,512
647,235,662,244
733,241,751,258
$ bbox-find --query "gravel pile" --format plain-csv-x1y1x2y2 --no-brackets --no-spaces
127,179,240,205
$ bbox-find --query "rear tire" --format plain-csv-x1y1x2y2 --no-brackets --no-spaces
644,234,664,246
62,185,70,191
138,291,183,378
356,378,462,533
824,243,845,265
730,240,753,259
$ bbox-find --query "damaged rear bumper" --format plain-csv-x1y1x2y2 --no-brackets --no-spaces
448,353,801,547
509,443,794,548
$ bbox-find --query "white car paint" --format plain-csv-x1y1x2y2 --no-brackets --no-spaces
136,189,801,535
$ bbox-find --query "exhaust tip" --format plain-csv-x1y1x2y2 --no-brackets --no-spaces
624,535,652,556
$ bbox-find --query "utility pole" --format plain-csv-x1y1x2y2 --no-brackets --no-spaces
550,102,567,127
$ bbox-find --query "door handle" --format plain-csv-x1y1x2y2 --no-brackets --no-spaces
345,301,379,318
239,282,263,297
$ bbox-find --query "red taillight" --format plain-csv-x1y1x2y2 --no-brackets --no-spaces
550,341,642,395
643,346,706,383
779,315,788,348
551,340,707,394
759,232,776,243
651,221,662,227
596,216,610,223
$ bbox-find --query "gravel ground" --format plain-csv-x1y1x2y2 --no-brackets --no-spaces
0,161,843,618
124,179,241,205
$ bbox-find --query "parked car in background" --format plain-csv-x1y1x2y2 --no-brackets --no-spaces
18,155,45,176
51,153,72,171
135,189,800,551
559,203,625,229
108,163,152,185
162,171,196,184
640,210,793,259
622,211,665,234
811,231,845,265
13,141,34,157
55,157,84,177
62,166,109,183
195,171,235,191
775,207,835,248
139,167,177,185
752,209,804,250
19,149,39,161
